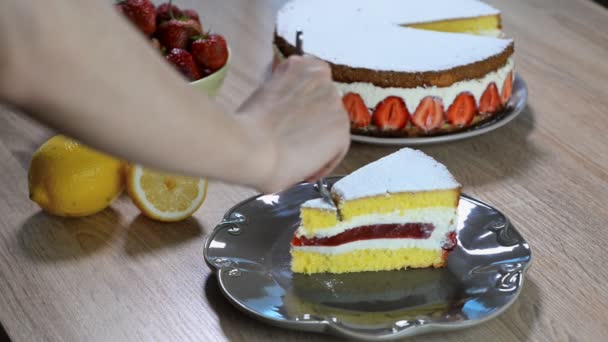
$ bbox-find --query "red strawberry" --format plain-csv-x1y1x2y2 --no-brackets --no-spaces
115,0,156,36
446,93,477,127
182,9,200,23
412,97,445,131
501,71,513,105
156,2,182,25
200,68,215,78
166,48,202,81
479,83,502,114
156,18,202,50
191,34,229,71
372,96,409,130
342,93,371,128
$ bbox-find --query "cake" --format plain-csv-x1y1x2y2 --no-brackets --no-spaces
291,148,461,274
273,0,515,137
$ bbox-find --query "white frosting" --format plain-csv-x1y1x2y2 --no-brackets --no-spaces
297,207,456,238
331,148,460,201
301,198,336,211
276,0,512,72
336,58,514,112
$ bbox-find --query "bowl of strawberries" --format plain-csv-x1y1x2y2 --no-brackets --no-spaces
116,0,230,98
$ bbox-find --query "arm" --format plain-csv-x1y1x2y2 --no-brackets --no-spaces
0,1,349,193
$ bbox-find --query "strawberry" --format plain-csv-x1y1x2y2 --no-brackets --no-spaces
342,93,371,128
501,71,514,105
156,18,202,50
372,96,409,130
156,2,182,25
479,83,502,114
166,48,202,81
191,34,229,71
446,93,477,127
182,9,200,23
412,97,445,131
115,0,156,36
200,68,215,78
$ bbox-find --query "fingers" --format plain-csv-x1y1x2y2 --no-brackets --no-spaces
276,55,329,73
306,125,351,183
241,54,351,194
275,55,332,86
305,145,350,183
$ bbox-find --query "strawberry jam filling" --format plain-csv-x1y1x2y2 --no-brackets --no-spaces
443,231,458,250
291,223,435,247
441,231,459,261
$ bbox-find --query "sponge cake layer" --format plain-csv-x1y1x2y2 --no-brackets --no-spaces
406,14,502,37
291,247,446,274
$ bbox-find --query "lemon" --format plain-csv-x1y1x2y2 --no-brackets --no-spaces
126,165,207,222
28,135,125,217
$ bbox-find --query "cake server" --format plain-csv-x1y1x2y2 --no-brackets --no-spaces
295,30,304,54
315,178,338,209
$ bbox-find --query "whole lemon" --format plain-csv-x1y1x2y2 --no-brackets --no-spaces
28,135,125,217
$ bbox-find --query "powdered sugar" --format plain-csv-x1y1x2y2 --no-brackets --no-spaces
332,148,460,200
276,0,511,73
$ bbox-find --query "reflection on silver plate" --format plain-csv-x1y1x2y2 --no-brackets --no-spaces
351,74,528,146
204,178,532,341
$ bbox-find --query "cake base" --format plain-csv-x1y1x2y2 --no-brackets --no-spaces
291,248,446,274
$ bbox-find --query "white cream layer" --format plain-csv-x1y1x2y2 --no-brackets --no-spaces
292,235,450,255
297,207,457,239
335,57,514,112
301,198,337,211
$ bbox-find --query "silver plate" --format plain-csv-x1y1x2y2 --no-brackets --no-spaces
204,178,532,340
351,74,528,146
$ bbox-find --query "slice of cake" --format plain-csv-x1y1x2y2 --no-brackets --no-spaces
274,0,515,137
291,148,461,274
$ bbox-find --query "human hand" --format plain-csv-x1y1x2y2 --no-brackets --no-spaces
237,55,350,193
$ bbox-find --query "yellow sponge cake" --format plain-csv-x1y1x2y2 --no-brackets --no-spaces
291,148,461,274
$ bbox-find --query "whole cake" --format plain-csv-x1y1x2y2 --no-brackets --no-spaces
274,0,515,137
291,149,461,274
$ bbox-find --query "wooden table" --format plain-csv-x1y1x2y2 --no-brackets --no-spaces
2,0,608,341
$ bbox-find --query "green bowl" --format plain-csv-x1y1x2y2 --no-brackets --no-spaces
190,48,231,98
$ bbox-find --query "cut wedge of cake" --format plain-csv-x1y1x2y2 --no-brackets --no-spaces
291,148,461,274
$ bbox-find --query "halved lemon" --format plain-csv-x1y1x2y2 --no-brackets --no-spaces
126,165,208,222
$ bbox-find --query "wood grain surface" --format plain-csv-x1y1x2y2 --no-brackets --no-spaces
1,0,608,341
